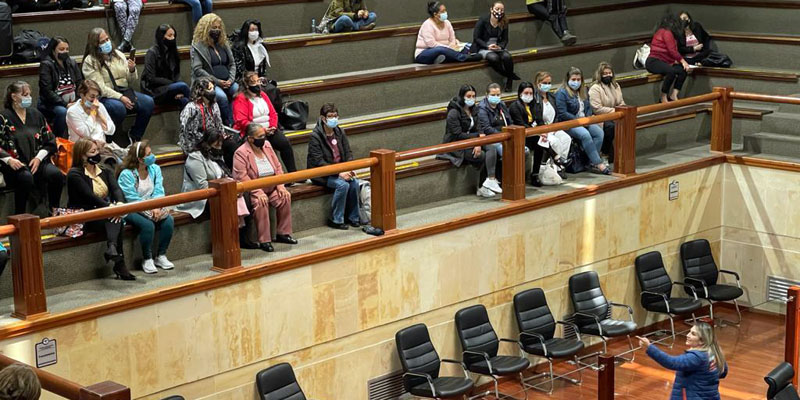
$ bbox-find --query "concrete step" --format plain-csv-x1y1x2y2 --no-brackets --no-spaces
742,131,800,157
761,112,800,136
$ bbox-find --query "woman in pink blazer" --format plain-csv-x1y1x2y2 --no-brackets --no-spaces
232,123,297,252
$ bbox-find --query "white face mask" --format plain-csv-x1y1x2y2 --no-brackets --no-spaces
521,94,534,104
248,31,260,42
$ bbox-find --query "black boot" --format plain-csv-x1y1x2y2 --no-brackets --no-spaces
118,40,132,53
239,227,259,249
504,78,514,93
112,256,135,281
530,174,542,187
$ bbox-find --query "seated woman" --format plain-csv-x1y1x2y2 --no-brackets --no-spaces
437,84,500,198
555,66,610,174
142,24,191,109
232,71,297,175
307,103,361,229
177,130,230,219
472,1,519,92
233,123,296,252
324,0,377,33
588,61,624,163
477,82,516,194
0,243,7,279
646,14,690,103
191,14,238,126
66,80,117,165
678,11,712,66
415,2,481,65
117,140,174,274
38,36,84,139
508,79,571,187
0,81,64,216
526,0,576,45
177,77,228,158
232,19,272,83
67,138,134,280
82,27,154,144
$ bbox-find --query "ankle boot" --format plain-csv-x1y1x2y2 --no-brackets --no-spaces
530,174,543,187
113,258,136,281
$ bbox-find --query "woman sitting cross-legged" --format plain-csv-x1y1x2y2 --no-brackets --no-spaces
141,24,191,110
117,140,175,274
414,1,481,65
177,130,231,219
233,123,296,252
588,61,624,163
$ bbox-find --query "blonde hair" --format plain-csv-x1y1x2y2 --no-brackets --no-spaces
693,322,726,376
562,66,587,100
593,61,618,88
192,13,228,47
0,364,41,400
533,71,551,86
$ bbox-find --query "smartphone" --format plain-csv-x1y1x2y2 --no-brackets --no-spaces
129,48,137,60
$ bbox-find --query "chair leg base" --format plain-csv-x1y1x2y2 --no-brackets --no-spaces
521,356,584,395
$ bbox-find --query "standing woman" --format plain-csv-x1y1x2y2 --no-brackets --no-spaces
646,14,690,103
588,61,624,163
472,1,520,92
678,11,712,66
142,24,191,109
638,322,727,400
232,19,271,83
526,0,576,46
555,66,609,174
191,13,238,126
82,27,154,144
414,2,481,65
39,36,84,138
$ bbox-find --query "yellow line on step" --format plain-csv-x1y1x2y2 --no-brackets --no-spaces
285,108,448,137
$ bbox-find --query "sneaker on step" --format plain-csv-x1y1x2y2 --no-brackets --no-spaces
476,187,495,198
433,54,446,64
142,259,158,274
482,178,503,194
154,255,174,270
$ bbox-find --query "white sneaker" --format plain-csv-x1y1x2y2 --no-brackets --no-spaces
154,255,174,270
142,259,158,274
482,178,503,194
477,187,495,198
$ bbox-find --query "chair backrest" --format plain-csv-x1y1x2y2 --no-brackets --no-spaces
454,304,499,365
255,363,307,400
765,362,800,400
635,251,674,307
513,288,556,341
680,239,719,286
568,271,609,327
395,323,441,392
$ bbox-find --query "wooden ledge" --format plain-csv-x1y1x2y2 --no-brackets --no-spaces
673,0,800,9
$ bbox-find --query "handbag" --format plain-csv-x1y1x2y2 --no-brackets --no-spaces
565,141,590,174
279,100,309,131
52,207,84,238
102,62,137,104
539,160,563,186
55,137,73,174
700,41,732,68
633,43,650,69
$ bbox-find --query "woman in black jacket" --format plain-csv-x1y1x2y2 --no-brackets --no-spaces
472,1,519,92
677,11,712,66
232,19,271,82
67,138,135,280
38,36,84,138
141,24,191,109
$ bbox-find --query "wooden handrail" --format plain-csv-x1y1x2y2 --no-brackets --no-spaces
636,92,722,115
236,158,378,193
0,354,83,399
396,133,510,162
0,224,16,237
730,91,800,105
523,112,624,137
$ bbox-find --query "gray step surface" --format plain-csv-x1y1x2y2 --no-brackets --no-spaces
742,131,800,158
761,112,800,136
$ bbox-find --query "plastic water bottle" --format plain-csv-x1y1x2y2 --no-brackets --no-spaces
311,19,316,33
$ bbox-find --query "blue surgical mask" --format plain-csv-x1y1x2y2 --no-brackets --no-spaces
99,41,113,55
143,154,156,166
20,96,32,108
487,95,502,105
438,12,448,22
464,98,475,107
568,80,582,90
84,99,94,108
326,117,339,128
539,83,552,92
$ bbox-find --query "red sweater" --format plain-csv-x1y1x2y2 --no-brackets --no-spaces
232,92,279,137
649,29,683,64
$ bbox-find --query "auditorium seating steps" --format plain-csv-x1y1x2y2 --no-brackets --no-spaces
740,93,800,158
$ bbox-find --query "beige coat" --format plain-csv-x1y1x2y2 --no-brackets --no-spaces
82,50,138,100
589,83,625,115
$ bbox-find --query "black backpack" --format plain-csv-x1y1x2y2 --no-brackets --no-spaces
0,3,11,59
12,30,50,64
564,140,590,174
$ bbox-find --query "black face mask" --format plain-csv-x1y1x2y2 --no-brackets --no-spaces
681,19,690,28
601,76,613,85
492,11,504,20
87,154,101,165
209,147,223,158
252,138,266,148
209,29,222,42
248,85,261,95
164,39,177,48
57,52,70,62
203,89,216,103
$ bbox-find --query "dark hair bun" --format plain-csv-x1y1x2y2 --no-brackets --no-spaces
427,1,441,17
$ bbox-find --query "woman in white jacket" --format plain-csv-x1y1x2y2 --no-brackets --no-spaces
66,80,120,165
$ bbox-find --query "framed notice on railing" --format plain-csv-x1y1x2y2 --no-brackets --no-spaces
34,338,57,368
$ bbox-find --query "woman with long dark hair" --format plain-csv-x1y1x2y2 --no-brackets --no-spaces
646,14,691,103
38,36,84,138
678,11,712,66
232,19,271,82
141,24,191,109
472,1,520,92
177,130,231,219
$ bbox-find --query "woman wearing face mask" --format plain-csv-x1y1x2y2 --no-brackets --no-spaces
117,140,174,274
233,123,295,252
646,14,690,103
438,84,500,198
39,36,84,139
178,77,227,157
66,80,118,165
178,130,231,219
82,27,154,144
555,66,609,175
638,322,727,400
232,19,272,82
67,138,134,280
588,62,624,164
0,81,64,217
191,13,238,126
415,1,482,65
677,11,712,66
142,24,191,109
472,1,520,92
509,80,571,187
476,82,511,195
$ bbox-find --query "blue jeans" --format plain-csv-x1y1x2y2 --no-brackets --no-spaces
489,142,530,158
38,102,68,138
566,124,605,165
326,176,361,225
124,212,174,259
155,81,191,109
415,46,468,64
215,83,238,126
100,92,155,142
177,0,212,23
332,12,377,33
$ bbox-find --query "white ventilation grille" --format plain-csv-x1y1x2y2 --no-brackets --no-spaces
767,275,800,303
367,370,406,400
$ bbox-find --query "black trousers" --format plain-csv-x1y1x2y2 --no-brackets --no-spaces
85,217,124,258
485,50,515,79
527,136,552,176
602,121,615,162
221,131,297,173
0,250,7,279
645,57,687,94
527,1,569,38
1,161,64,215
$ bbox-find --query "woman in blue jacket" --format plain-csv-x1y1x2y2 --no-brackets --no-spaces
117,140,175,275
555,66,610,174
638,322,727,400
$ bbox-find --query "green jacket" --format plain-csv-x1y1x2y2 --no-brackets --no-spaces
325,0,367,29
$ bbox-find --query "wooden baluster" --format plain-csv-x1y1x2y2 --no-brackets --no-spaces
786,286,800,387
79,381,131,400
208,178,242,272
614,105,637,175
369,149,396,231
8,214,47,319
501,126,526,201
711,86,733,152
598,354,615,400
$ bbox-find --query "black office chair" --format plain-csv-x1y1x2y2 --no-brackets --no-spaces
256,363,308,400
680,239,744,325
455,304,531,400
635,251,704,347
513,288,584,394
766,362,800,400
568,271,638,364
394,323,474,400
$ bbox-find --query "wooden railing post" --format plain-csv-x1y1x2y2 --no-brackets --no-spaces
79,381,131,400
501,126,526,201
711,86,733,152
208,178,241,272
369,149,396,231
8,214,47,319
613,105,637,175
786,286,800,387
598,354,615,400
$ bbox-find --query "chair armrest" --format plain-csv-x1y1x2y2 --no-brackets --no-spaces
672,281,699,300
519,331,547,356
556,320,581,342
609,302,635,322
441,358,470,379
499,337,524,356
684,277,709,298
403,371,436,397
641,291,670,314
462,349,493,373
718,270,742,288
574,311,604,336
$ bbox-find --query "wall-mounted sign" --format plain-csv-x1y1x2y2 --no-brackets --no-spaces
34,338,56,368
669,180,679,201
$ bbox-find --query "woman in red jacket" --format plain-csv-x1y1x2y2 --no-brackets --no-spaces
646,14,690,103
230,71,298,175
